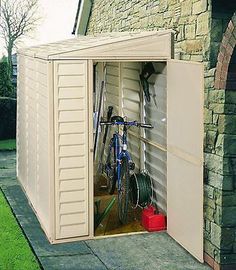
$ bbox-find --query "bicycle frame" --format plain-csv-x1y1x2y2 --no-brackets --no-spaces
105,125,132,191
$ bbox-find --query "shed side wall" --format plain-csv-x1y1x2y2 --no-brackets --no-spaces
17,55,28,188
17,55,51,236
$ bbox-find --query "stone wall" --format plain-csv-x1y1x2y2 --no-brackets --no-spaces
87,0,211,65
86,0,236,267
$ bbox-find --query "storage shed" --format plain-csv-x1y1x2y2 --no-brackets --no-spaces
17,30,204,262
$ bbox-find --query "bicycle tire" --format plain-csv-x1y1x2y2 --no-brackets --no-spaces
106,139,117,195
118,156,130,224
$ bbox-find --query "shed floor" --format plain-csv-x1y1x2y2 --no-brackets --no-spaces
94,175,145,236
0,151,210,270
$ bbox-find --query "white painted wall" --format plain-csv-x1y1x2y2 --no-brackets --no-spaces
0,0,78,57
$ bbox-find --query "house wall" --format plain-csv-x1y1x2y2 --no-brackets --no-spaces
86,0,236,267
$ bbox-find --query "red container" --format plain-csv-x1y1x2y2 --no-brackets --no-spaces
141,205,166,232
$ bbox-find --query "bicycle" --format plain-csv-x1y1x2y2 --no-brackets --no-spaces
100,116,153,224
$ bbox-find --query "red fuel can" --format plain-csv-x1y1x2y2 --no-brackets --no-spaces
141,205,166,232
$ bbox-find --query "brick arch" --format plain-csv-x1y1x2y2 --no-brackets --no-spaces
215,12,236,89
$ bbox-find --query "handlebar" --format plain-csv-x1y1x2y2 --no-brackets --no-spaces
100,121,153,129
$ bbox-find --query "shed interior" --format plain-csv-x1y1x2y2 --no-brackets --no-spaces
93,61,167,236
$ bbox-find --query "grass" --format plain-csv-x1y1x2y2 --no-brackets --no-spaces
0,139,16,151
0,190,40,270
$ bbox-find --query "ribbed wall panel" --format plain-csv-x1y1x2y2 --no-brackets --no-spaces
121,62,141,170
105,62,120,115
17,55,51,234
54,60,89,239
144,62,167,213
145,144,167,213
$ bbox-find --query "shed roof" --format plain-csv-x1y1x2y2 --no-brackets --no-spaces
18,30,174,61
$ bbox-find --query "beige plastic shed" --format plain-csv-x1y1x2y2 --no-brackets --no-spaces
17,30,204,262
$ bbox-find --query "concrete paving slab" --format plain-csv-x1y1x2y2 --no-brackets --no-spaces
39,254,108,270
86,234,210,270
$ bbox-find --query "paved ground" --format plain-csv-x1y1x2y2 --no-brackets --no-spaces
0,151,211,270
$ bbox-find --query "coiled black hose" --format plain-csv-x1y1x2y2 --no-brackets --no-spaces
129,172,152,208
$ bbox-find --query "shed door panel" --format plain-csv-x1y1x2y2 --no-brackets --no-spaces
167,60,204,262
54,60,89,239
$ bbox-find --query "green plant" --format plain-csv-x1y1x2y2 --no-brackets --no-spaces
0,58,14,98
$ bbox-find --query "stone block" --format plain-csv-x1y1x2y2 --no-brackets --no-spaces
196,12,210,36
181,0,192,16
208,90,225,103
214,205,222,225
204,239,217,258
181,40,202,53
204,90,209,106
205,76,215,88
215,134,224,156
159,0,168,12
209,103,225,114
213,114,219,125
185,24,196,39
204,185,215,199
205,123,218,132
206,130,217,150
215,189,222,206
218,115,225,134
204,204,215,222
205,197,216,209
206,68,216,78
193,0,208,15
190,54,203,62
204,108,213,123
207,171,223,190
205,153,223,174
177,25,185,41
211,222,222,248
205,219,212,232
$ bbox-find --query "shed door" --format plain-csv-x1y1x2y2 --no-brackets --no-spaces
167,60,204,262
54,60,89,239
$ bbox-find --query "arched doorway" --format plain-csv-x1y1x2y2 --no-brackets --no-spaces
215,15,236,90
212,11,236,270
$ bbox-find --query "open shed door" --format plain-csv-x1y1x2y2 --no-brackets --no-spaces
167,60,204,262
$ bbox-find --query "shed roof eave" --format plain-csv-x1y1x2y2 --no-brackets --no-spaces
18,30,175,60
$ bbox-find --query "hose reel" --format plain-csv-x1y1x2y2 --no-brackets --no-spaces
129,171,153,208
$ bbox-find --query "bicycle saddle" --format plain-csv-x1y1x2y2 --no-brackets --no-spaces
111,116,124,123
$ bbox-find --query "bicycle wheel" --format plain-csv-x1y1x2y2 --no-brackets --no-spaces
106,140,117,195
118,156,130,224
